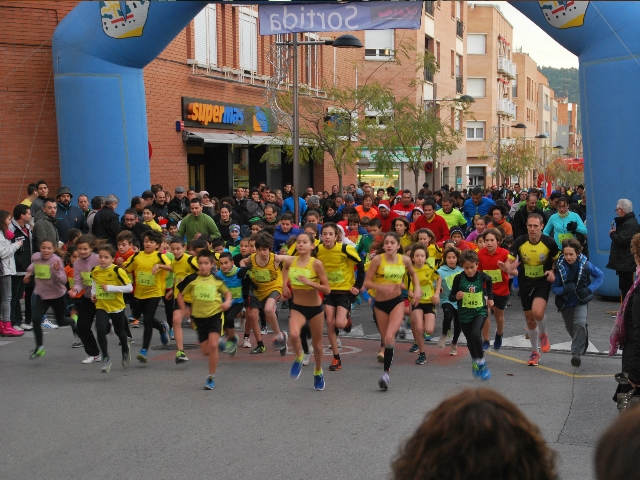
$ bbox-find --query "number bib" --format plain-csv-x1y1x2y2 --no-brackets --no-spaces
34,264,51,280
137,271,156,286
229,286,242,299
462,291,484,308
193,283,217,301
485,269,502,284
383,265,405,283
326,270,344,285
558,233,573,244
289,267,312,287
96,285,115,300
421,285,434,302
81,271,92,287
524,264,545,278
252,269,271,283
445,274,456,290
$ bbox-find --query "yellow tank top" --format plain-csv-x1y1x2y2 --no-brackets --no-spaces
411,264,439,304
288,256,318,291
248,252,282,300
91,265,131,312
374,255,406,285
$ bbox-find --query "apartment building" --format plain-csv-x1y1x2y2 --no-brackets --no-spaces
556,98,580,156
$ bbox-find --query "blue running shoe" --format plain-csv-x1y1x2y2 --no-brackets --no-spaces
409,343,419,353
160,324,169,346
204,376,215,390
494,333,503,351
169,328,175,340
290,358,303,380
477,363,491,381
472,361,481,378
378,372,389,391
482,340,490,351
423,332,431,341
314,372,325,391
137,349,148,363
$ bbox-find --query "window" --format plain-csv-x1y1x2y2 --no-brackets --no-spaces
450,50,455,77
512,76,517,97
467,34,486,55
456,54,461,76
435,40,441,69
466,78,486,98
365,108,391,127
239,9,257,72
194,4,217,66
365,30,394,59
454,110,461,131
545,121,549,134
466,121,485,140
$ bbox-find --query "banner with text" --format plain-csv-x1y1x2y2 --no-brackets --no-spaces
259,2,422,36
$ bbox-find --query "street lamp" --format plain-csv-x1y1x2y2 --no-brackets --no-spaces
535,133,549,195
276,34,363,222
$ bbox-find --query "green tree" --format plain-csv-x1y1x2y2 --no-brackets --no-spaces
488,139,538,184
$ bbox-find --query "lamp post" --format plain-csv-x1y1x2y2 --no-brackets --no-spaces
277,34,362,222
534,133,549,195
512,123,527,185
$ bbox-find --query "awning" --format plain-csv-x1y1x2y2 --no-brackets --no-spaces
183,131,281,145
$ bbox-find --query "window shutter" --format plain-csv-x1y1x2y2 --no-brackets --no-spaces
467,78,486,98
239,12,257,72
194,9,207,64
467,34,486,54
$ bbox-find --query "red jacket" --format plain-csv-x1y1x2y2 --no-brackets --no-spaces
410,214,450,241
375,211,401,232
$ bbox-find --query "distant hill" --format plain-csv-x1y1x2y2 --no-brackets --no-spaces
538,66,579,104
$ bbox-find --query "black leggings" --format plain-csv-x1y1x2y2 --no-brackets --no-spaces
77,296,100,357
442,304,461,344
460,315,486,360
95,309,129,359
32,295,77,348
300,323,311,354
137,297,164,350
164,295,174,328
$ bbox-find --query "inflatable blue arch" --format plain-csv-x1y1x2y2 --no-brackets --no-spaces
53,1,640,296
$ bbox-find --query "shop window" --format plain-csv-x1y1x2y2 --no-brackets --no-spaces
239,8,258,73
364,30,394,59
194,4,217,66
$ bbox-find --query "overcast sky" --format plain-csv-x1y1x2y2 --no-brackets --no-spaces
475,1,580,69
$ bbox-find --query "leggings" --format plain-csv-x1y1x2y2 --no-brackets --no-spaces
95,309,129,359
459,314,487,360
137,297,164,350
442,304,461,344
32,295,77,348
163,295,174,328
77,296,100,357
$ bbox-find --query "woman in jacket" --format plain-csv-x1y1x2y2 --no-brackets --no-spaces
606,199,639,300
0,210,25,337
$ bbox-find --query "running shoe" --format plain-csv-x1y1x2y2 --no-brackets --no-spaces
204,375,215,390
175,350,189,363
131,319,140,328
378,372,390,391
29,347,46,359
81,355,101,364
137,349,148,363
377,351,384,363
260,326,269,335
278,332,289,356
450,344,458,356
122,349,131,368
344,313,352,333
41,319,58,329
397,325,406,340
494,333,503,351
218,336,227,351
250,345,266,354
415,352,426,365
539,333,551,353
20,323,33,331
329,358,342,371
160,324,169,346
71,340,83,348
223,335,239,356
409,343,419,353
482,340,490,351
472,361,480,378
243,337,252,348
101,357,112,373
527,351,541,366
302,353,311,366
423,332,431,341
437,335,447,349
314,372,325,391
12,324,24,332
571,354,581,367
289,358,303,380
169,328,175,340
477,363,491,381
336,338,342,348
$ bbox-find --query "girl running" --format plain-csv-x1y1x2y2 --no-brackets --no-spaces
435,247,463,355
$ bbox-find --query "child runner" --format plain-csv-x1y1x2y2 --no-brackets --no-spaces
363,232,421,390
215,252,248,355
169,236,198,363
24,239,79,358
392,217,412,251
177,250,232,389
436,246,463,355
477,228,510,351
282,233,330,390
63,245,82,347
551,238,604,366
142,206,162,232
406,244,440,365
91,244,133,372
448,250,494,380
123,230,172,363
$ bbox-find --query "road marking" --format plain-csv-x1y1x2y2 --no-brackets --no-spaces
487,351,614,379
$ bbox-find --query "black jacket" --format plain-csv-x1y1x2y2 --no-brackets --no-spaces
512,207,545,239
56,203,89,241
9,219,33,273
93,206,122,246
167,197,188,217
119,219,152,245
607,212,639,272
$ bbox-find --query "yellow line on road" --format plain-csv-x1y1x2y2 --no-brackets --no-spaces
487,351,613,379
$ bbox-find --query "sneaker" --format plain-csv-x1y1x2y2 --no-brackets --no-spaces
137,349,148,363
437,335,447,349
289,358,303,380
571,353,581,367
415,352,426,365
204,375,215,390
101,357,112,373
472,361,480,378
314,372,325,391
20,323,33,331
494,333,503,351
175,350,189,363
450,344,458,356
12,324,24,332
423,332,431,341
169,328,175,340
278,332,289,356
160,324,169,346
302,353,311,366
81,355,101,364
329,358,342,371
250,345,266,354
482,340,490,351
527,351,541,366
223,335,239,356
243,337,252,348
336,338,342,348
122,349,131,368
377,351,384,363
218,336,227,351
41,319,58,329
71,340,83,348
344,313,352,333
29,347,46,359
476,363,491,380
409,343,419,353
260,326,269,335
539,333,550,353
378,372,390,391
397,325,406,340
131,319,140,328
128,337,134,345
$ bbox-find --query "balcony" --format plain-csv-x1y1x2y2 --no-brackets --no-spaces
497,97,516,118
424,67,434,83
456,19,464,38
497,56,516,79
425,1,434,16
456,75,463,94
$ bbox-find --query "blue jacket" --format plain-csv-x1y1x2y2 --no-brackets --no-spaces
462,197,496,226
215,266,247,306
56,203,89,241
543,211,587,248
281,197,307,223
273,225,300,253
551,253,604,309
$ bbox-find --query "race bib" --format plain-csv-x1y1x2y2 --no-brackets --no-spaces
558,233,573,244
229,286,242,299
69,277,75,289
96,285,115,300
289,267,312,286
34,264,51,280
252,269,271,283
485,269,502,284
193,283,217,301
462,291,484,308
327,270,344,285
421,285,434,301
383,265,405,283
81,271,92,287
524,264,545,278
137,271,156,286
445,274,456,290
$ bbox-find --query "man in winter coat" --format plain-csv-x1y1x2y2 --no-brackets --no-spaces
55,186,89,241
33,198,59,252
607,198,640,300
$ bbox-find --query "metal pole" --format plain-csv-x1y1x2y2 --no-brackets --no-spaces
496,114,501,189
292,35,300,224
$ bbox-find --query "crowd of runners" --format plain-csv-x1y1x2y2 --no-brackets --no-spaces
0,179,604,391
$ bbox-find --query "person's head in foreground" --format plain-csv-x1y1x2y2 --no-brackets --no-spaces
595,406,640,480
